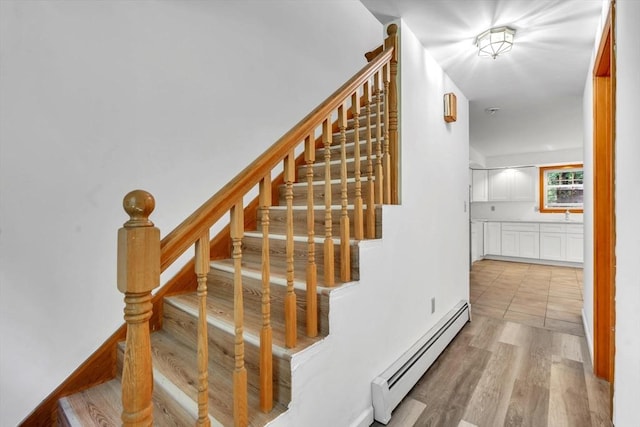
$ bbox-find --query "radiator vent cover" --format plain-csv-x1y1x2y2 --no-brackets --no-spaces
371,300,470,424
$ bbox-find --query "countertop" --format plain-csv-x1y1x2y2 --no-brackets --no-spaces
471,218,584,225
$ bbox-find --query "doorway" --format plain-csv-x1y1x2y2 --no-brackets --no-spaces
592,0,616,408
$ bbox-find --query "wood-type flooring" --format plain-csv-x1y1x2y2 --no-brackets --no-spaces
372,260,611,427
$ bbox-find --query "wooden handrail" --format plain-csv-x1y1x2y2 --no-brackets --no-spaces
160,47,394,273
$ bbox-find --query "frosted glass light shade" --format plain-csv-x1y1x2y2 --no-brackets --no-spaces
476,26,516,59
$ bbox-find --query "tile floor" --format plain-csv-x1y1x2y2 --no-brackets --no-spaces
470,259,585,336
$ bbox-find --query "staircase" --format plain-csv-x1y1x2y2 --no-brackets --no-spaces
34,26,398,427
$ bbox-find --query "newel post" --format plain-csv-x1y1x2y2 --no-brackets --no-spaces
117,190,160,427
384,23,399,205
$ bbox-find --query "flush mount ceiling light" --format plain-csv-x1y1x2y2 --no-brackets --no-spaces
476,26,516,59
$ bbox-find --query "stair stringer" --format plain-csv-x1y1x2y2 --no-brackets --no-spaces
265,204,470,427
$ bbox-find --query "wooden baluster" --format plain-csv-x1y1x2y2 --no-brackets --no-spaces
374,71,384,205
352,91,364,241
195,231,211,427
322,118,335,286
117,190,160,427
304,135,318,337
385,24,399,204
284,152,297,348
338,104,351,282
258,175,273,412
383,63,391,204
364,82,376,239
230,203,248,427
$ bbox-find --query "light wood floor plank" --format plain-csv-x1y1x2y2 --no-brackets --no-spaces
504,380,549,427
383,398,426,427
463,342,524,426
548,357,592,427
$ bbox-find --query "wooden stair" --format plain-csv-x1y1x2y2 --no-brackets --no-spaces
56,91,386,426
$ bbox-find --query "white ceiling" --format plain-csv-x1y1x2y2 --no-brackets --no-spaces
360,0,604,158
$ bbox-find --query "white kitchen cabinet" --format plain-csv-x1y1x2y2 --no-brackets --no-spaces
519,232,540,258
488,169,511,201
540,232,566,260
511,167,536,201
482,221,583,265
539,223,583,263
484,222,501,255
487,167,537,202
566,231,584,263
540,223,566,261
500,230,519,256
471,221,484,262
500,222,540,259
471,169,488,202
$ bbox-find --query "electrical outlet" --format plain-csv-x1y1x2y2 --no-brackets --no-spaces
491,205,495,211
431,297,436,314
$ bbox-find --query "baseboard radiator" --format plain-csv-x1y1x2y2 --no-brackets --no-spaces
371,300,470,424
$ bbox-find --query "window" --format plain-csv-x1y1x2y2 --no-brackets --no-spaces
539,164,584,213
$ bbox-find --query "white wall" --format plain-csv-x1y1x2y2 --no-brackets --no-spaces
0,1,382,425
269,20,470,427
469,145,486,168
484,147,583,168
611,0,640,424
470,96,584,159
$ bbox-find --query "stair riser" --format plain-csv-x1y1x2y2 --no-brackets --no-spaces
242,235,360,283
256,207,381,239
279,180,374,206
298,155,381,181
208,269,330,337
162,302,292,406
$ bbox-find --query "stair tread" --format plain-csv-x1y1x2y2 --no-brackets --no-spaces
58,372,199,426
209,260,334,294
216,247,351,286
166,292,323,357
147,330,286,427
243,230,359,245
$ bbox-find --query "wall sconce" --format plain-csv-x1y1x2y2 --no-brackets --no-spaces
444,93,457,123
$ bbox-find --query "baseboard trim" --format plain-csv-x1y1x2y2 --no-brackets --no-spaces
482,255,583,268
582,308,594,364
350,406,374,427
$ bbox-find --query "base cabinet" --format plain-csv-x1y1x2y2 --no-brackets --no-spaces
566,233,584,263
471,221,485,262
500,223,540,259
519,232,540,259
479,221,584,264
540,232,566,261
484,222,501,255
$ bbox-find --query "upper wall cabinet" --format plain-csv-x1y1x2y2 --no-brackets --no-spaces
487,167,536,202
471,169,488,202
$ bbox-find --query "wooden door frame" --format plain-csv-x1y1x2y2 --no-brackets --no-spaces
593,0,616,397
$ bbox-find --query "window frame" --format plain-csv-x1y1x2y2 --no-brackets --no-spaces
538,163,584,213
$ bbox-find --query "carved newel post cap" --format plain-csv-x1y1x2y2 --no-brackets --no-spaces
122,190,155,228
387,23,398,36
